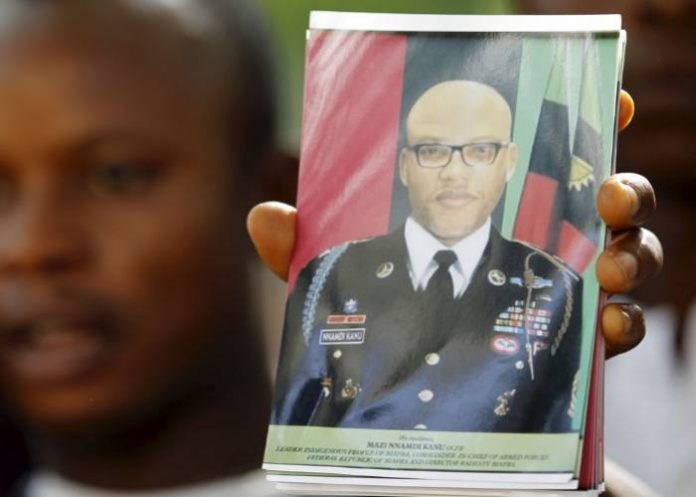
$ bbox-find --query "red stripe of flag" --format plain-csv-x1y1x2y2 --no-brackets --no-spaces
289,32,408,291
513,172,558,249
557,220,597,273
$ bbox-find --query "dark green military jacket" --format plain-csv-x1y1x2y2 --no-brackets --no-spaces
272,226,583,433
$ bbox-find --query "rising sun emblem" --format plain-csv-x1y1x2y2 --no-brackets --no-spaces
568,155,595,191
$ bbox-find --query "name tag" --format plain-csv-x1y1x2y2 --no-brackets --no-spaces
319,328,366,345
327,314,367,324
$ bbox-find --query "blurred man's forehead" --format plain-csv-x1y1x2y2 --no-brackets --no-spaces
0,0,276,159
0,0,241,167
0,0,235,105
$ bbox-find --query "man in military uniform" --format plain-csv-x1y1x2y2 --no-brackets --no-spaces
273,79,584,433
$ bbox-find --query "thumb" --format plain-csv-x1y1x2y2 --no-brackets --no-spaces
246,202,297,281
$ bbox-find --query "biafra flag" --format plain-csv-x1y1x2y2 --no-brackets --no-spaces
513,39,572,256
558,40,604,273
514,39,603,273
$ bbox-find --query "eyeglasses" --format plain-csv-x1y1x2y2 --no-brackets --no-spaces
407,142,510,169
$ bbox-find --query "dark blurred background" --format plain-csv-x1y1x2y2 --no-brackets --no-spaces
2,1,694,495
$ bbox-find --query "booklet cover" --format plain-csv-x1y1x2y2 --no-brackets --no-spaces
264,12,625,495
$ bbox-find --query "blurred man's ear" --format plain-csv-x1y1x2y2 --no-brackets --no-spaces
250,148,299,207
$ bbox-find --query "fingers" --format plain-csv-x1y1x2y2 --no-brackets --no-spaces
618,90,634,132
602,303,646,359
597,173,656,230
596,228,663,294
597,169,660,359
597,227,661,357
246,201,297,281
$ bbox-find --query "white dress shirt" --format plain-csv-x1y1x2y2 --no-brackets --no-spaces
403,216,490,298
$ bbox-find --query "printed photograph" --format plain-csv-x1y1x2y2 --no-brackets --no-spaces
271,30,617,437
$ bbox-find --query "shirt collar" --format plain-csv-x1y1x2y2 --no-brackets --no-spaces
404,216,491,290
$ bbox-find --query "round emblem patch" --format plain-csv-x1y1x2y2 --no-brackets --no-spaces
376,261,394,279
488,269,506,286
490,335,520,355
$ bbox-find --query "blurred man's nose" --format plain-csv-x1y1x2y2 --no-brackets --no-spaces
0,184,89,276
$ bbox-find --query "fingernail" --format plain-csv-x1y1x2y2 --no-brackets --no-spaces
603,304,632,335
612,250,639,283
619,182,640,217
619,309,631,334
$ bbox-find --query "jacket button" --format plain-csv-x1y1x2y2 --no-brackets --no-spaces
424,353,440,365
418,389,434,402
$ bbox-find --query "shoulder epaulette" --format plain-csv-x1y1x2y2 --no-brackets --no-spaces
301,243,350,345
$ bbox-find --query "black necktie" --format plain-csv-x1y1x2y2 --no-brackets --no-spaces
424,250,457,300
421,250,458,348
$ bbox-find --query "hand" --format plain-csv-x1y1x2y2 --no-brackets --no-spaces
596,91,663,358
247,90,663,359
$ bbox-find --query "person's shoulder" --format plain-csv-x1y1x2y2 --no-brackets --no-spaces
500,235,581,282
309,230,402,267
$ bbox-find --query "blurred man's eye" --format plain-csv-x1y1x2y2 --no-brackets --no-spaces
86,162,159,196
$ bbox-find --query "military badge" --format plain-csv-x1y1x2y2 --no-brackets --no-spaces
376,261,394,278
327,314,366,324
343,298,359,314
493,389,516,417
340,378,361,399
490,335,520,355
488,269,506,286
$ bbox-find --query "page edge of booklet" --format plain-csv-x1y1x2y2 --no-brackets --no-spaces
308,12,622,33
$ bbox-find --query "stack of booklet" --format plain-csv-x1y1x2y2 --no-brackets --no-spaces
264,11,626,496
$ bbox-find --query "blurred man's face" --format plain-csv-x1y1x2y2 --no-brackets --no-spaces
399,81,517,246
0,18,247,433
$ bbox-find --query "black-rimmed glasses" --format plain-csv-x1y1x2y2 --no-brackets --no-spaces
407,142,510,169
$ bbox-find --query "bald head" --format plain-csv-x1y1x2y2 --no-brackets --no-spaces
0,0,275,159
407,80,512,146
